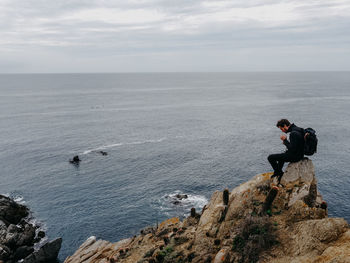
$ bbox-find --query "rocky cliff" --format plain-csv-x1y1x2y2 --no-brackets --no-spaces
0,195,62,263
64,158,350,263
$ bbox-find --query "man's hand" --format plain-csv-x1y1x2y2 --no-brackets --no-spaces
280,134,287,141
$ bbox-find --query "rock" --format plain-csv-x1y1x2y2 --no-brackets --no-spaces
37,231,45,239
140,226,156,235
17,224,36,246
280,158,315,185
69,155,81,164
64,160,350,263
175,194,188,200
23,237,62,263
0,195,29,225
275,218,349,258
303,182,317,207
0,244,11,261
64,237,131,263
14,245,34,260
5,231,20,247
0,196,61,263
213,247,231,263
7,224,19,234
315,230,350,263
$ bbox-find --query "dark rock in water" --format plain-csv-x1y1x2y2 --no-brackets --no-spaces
99,151,108,156
169,194,189,205
175,194,188,200
23,237,62,263
69,155,81,164
37,231,45,239
0,195,29,225
14,245,34,260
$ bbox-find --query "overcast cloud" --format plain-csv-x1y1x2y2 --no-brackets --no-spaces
0,0,350,72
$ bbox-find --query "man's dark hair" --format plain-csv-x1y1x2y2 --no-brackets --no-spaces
276,119,290,128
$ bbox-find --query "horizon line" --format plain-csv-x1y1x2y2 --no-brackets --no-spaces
1,70,350,75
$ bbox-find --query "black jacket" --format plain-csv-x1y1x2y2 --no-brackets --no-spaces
283,123,304,161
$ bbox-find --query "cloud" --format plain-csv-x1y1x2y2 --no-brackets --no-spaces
0,0,349,72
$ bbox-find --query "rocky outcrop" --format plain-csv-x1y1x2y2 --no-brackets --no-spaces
64,159,349,263
0,195,61,263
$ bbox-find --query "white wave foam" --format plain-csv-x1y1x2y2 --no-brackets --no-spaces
82,137,167,155
4,192,26,204
155,190,208,218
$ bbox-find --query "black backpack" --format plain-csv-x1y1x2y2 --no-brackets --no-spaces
303,128,318,156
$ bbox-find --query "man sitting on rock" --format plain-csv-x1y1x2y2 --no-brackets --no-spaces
268,119,304,183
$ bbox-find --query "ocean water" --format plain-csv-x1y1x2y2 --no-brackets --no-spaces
1,72,349,261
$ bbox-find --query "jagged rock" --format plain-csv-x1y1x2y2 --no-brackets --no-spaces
287,200,326,223
315,230,350,263
175,194,188,200
23,237,62,263
0,244,11,261
64,159,349,263
14,245,34,260
17,224,36,247
0,195,61,263
37,231,45,239
7,224,19,234
0,195,29,225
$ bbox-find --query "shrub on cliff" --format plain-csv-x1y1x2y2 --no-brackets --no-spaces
232,215,277,263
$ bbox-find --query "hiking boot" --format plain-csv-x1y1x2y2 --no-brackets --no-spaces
277,172,284,184
271,170,283,178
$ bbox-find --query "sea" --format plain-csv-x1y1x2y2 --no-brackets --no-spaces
0,72,349,261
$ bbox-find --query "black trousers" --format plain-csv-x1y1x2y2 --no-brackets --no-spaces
267,153,299,174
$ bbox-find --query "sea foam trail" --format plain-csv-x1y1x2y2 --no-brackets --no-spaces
82,138,167,155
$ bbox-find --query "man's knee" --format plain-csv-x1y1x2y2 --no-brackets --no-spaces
268,154,276,162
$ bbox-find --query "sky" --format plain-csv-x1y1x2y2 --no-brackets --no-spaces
0,0,350,73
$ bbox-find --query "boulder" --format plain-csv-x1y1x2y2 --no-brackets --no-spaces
14,245,34,260
17,224,36,246
23,237,62,263
0,244,11,261
280,158,315,185
0,195,29,225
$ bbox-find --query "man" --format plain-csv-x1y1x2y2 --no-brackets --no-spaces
268,119,304,183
